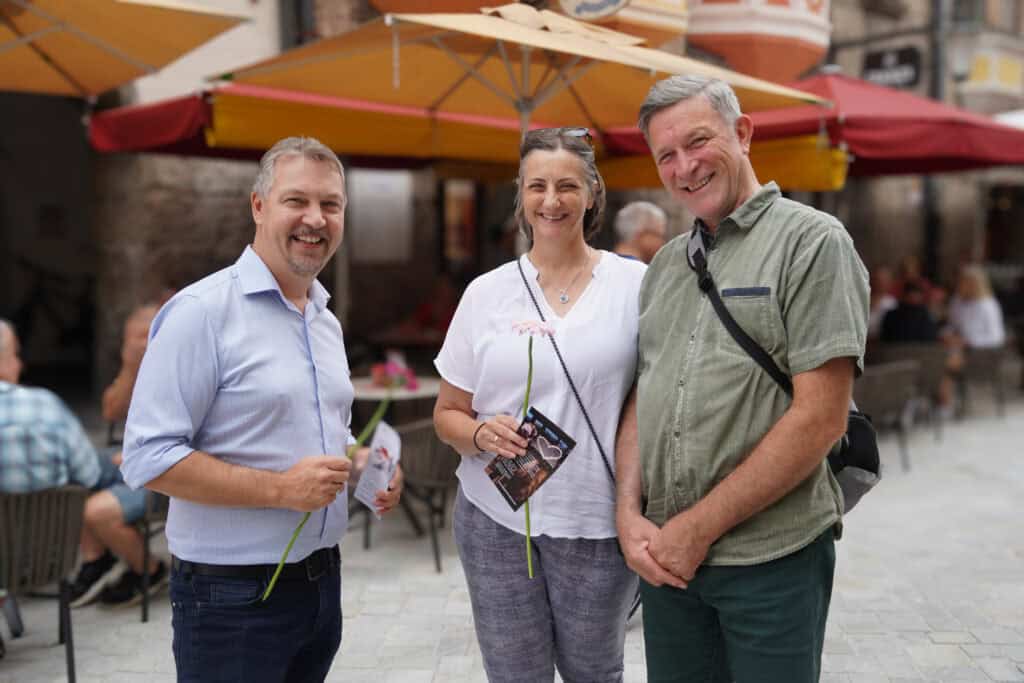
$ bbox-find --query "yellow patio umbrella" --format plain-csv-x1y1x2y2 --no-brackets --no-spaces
0,0,246,97
601,136,850,193
216,3,825,141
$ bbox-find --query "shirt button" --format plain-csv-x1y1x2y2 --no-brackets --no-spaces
673,430,681,438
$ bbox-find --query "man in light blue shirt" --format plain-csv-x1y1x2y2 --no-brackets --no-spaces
122,137,400,682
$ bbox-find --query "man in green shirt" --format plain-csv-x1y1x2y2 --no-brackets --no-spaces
615,75,869,682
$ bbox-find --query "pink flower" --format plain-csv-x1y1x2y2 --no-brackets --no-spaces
513,320,555,337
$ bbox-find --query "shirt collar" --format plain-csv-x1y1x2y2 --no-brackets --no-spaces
722,182,781,232
691,182,781,246
235,245,330,313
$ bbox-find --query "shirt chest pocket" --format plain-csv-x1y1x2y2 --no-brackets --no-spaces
714,287,782,358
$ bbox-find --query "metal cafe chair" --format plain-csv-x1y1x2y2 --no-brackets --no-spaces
0,485,89,682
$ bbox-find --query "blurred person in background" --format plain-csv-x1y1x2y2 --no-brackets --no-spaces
613,200,668,264
867,265,898,341
947,266,1006,351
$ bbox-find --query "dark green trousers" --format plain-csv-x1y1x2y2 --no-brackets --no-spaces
640,528,835,683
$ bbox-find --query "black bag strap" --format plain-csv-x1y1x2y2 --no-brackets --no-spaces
516,257,617,484
685,229,794,397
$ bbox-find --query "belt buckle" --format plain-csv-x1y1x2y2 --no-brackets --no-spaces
304,550,325,581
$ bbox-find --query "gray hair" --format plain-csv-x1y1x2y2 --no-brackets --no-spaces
638,75,742,140
614,201,667,241
0,318,12,355
513,127,607,245
252,136,345,197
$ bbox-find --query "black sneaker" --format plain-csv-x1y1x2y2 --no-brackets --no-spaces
99,561,168,607
69,552,121,608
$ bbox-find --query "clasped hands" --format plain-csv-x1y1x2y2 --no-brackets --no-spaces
617,509,711,590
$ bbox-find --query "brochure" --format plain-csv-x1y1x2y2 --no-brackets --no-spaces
485,407,576,511
354,420,401,519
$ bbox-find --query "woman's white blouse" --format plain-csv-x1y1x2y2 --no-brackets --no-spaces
435,251,646,539
948,296,1006,348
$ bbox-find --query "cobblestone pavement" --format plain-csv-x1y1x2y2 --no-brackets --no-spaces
1,397,1022,682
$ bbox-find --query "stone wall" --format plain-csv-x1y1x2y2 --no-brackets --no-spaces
91,154,256,390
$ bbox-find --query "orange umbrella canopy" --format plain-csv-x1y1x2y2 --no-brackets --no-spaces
218,4,824,134
0,0,245,97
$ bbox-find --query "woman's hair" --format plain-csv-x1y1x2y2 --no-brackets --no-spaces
959,265,994,300
512,127,606,245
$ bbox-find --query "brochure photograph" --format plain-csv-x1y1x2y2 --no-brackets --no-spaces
485,407,576,511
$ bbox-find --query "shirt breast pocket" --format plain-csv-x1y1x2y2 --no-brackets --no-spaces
716,287,781,358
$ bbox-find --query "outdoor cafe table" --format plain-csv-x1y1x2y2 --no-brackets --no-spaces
351,375,441,428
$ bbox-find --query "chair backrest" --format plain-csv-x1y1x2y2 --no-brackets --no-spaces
964,346,1006,382
0,486,88,596
395,418,460,488
872,342,947,400
854,360,921,421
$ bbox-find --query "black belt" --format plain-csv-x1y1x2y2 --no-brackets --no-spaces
172,546,339,582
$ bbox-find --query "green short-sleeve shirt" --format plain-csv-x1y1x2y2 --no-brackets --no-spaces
637,182,869,565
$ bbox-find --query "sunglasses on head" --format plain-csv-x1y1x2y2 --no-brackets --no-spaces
526,126,594,147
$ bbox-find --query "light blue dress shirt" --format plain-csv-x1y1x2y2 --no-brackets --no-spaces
122,246,355,564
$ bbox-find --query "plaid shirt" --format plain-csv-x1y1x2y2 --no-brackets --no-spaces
0,381,100,493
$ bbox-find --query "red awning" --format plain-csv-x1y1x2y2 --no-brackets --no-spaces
603,73,1024,176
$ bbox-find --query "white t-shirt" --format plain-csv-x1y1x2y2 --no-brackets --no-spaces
435,251,646,539
948,296,1006,348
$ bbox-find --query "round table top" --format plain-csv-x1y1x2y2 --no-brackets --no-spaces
351,376,442,401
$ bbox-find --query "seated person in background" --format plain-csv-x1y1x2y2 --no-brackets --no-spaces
0,318,101,493
613,200,668,264
70,299,170,608
881,280,940,343
947,266,1006,350
868,265,898,340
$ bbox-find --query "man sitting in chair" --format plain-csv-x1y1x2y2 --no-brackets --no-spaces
0,317,102,493
67,302,170,608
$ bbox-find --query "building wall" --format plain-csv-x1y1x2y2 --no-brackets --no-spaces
825,0,1019,289
0,93,93,387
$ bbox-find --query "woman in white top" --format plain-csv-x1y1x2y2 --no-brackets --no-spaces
434,127,645,682
947,266,1006,349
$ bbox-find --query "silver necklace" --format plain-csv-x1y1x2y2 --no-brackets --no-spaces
542,248,591,304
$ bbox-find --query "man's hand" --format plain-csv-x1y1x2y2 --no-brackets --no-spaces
373,464,404,514
280,456,351,512
618,511,688,589
648,510,712,583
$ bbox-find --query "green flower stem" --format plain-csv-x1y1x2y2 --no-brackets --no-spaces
261,395,392,601
523,336,534,580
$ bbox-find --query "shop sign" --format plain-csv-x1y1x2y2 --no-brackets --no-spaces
862,45,921,88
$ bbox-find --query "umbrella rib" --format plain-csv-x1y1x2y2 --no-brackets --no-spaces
0,9,89,96
10,0,159,75
0,24,61,57
427,41,501,112
533,55,593,111
429,37,518,110
496,40,522,99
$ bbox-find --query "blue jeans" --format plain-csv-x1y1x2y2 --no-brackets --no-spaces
169,559,342,682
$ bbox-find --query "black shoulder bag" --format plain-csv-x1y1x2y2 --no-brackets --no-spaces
685,230,880,513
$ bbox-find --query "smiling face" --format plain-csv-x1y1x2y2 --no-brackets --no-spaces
647,94,759,231
519,148,594,246
251,153,346,292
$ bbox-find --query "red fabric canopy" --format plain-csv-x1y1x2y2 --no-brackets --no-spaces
88,91,261,160
604,73,1024,176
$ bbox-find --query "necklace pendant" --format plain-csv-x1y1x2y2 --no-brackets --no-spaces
559,292,570,304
